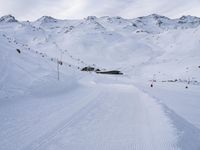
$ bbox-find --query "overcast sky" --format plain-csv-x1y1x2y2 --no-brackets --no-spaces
0,0,200,21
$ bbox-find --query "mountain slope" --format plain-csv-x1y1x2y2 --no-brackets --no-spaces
1,14,200,80
0,14,200,150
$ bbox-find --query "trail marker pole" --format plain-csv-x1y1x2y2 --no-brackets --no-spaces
185,78,190,89
151,74,156,88
57,58,60,81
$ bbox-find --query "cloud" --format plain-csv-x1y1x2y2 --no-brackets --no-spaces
0,0,200,21
0,0,83,20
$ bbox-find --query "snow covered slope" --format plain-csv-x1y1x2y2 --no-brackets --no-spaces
0,14,200,150
0,19,78,99
1,14,200,81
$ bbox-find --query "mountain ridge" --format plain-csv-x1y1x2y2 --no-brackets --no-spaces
1,14,200,34
0,13,200,92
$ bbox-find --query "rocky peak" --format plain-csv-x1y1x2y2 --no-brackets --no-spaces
36,16,57,23
0,15,18,23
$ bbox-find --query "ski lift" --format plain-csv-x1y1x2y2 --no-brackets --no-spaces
58,60,63,65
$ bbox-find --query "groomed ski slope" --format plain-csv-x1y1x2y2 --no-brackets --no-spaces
1,14,200,150
1,74,200,150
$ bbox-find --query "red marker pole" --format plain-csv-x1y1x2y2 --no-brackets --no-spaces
150,74,156,88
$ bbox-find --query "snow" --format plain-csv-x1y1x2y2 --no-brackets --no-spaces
136,81,200,129
0,14,200,150
0,15,18,23
135,81,200,150
25,80,180,150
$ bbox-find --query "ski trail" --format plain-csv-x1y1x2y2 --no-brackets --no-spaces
25,83,180,150
136,86,200,150
22,88,104,150
0,46,10,98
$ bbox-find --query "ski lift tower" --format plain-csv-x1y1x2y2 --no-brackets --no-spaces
53,42,63,81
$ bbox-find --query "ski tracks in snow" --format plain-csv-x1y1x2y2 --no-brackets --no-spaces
24,82,180,150
22,86,105,150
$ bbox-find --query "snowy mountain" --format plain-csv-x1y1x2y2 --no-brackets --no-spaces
0,14,18,23
0,14,200,150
